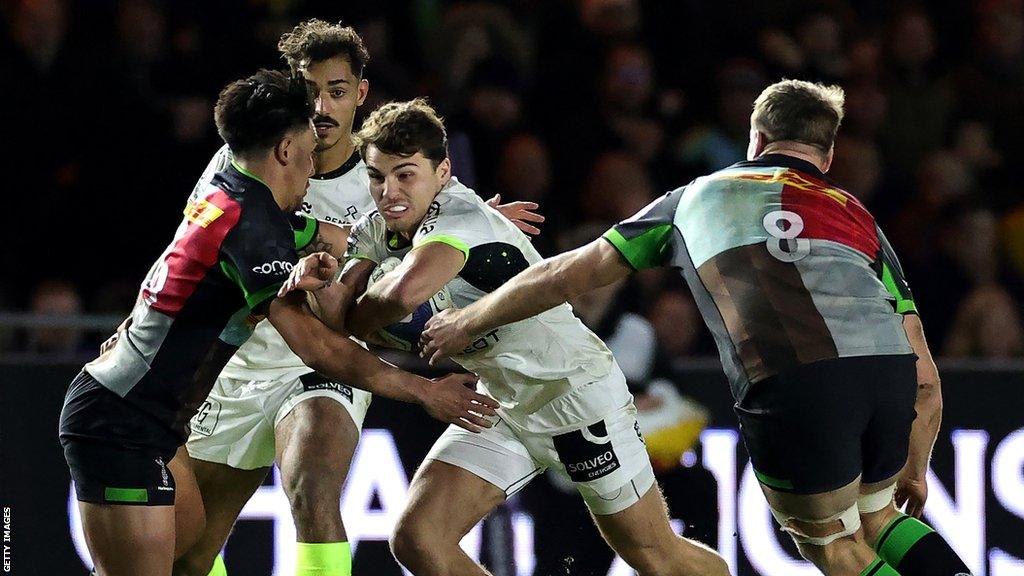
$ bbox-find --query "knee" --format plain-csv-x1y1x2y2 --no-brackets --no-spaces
389,518,434,568
283,470,340,519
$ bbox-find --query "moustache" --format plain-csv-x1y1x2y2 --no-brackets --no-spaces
313,116,339,127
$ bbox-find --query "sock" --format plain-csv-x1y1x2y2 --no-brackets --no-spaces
295,541,352,576
860,558,901,576
874,514,972,576
207,554,228,576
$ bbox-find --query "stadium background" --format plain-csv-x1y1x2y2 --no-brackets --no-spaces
1,0,1023,574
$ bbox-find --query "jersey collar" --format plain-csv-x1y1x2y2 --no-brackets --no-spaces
736,153,834,183
312,149,361,181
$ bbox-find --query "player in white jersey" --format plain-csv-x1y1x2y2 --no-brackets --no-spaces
282,99,729,576
177,21,543,576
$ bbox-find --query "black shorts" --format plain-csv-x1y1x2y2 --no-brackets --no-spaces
59,371,178,506
734,354,917,494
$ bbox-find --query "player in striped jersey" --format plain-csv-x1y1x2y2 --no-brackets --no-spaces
422,80,972,576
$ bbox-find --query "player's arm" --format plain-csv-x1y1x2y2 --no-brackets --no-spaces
421,189,680,363
420,239,632,363
346,242,465,339
266,293,497,432
291,213,350,259
878,225,941,517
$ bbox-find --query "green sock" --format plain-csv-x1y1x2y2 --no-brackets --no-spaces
873,513,971,576
295,541,352,576
207,554,227,576
860,558,901,576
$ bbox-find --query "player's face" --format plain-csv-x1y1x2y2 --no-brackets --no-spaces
365,146,451,237
283,122,316,211
300,56,368,152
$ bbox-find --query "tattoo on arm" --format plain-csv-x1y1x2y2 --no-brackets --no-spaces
298,231,334,258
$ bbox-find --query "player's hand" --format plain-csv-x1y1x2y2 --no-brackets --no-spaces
99,316,132,355
894,472,928,518
487,194,545,236
278,252,339,296
418,372,499,433
420,309,473,366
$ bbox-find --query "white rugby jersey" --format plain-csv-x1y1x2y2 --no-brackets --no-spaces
194,145,376,381
348,178,622,432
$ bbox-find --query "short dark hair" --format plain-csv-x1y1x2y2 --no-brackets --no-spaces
354,99,448,167
751,79,845,152
278,19,370,77
214,69,313,158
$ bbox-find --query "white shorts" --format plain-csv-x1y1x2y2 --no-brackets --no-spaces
186,372,372,470
426,373,655,516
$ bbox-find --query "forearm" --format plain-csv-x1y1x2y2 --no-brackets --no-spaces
308,334,427,404
347,288,413,339
903,313,943,477
271,295,427,404
459,256,574,336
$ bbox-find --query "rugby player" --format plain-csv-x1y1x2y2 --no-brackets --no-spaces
177,20,542,576
421,80,973,576
59,70,496,576
282,99,730,576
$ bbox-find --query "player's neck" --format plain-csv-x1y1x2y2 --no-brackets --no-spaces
234,157,290,210
316,136,357,176
760,142,829,173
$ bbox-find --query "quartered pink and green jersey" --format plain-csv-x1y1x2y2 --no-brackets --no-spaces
604,154,916,400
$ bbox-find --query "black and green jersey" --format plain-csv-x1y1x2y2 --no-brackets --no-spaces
604,154,916,399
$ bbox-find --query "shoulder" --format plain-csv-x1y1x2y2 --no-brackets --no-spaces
415,179,491,239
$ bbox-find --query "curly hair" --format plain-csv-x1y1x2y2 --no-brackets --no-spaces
277,19,370,77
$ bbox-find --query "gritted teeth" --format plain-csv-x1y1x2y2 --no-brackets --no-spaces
387,205,408,213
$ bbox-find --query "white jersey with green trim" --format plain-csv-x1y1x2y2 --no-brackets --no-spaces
352,178,621,432
194,145,377,382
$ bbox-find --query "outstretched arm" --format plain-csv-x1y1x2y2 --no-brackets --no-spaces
267,292,497,432
420,238,633,363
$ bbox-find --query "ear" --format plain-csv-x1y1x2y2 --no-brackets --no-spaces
274,136,293,166
747,128,766,160
436,157,452,185
822,146,834,173
357,78,369,106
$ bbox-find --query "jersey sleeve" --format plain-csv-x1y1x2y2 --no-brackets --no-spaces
411,196,493,262
876,225,917,314
220,216,298,314
602,188,683,270
288,212,319,252
345,211,389,263
189,145,233,203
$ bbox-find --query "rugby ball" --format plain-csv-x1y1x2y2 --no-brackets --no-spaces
367,256,453,351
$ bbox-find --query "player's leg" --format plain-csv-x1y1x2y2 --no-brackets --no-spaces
390,420,542,575
552,400,727,576
735,356,904,576
60,372,182,575
168,446,208,559
174,375,279,575
172,459,269,575
856,363,973,576
80,501,176,576
761,479,881,575
274,375,369,576
590,482,730,576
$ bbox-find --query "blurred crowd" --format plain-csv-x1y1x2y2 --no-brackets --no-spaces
3,0,1024,361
